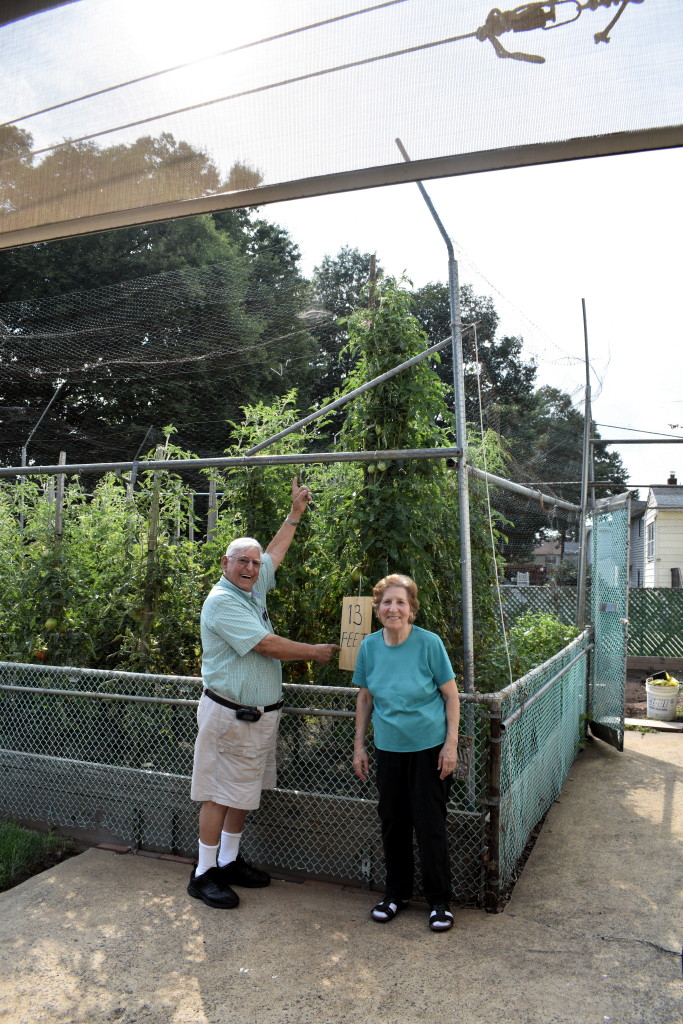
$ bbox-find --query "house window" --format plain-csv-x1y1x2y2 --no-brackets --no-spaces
646,523,655,561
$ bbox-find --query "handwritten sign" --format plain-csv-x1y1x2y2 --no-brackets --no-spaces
338,596,373,671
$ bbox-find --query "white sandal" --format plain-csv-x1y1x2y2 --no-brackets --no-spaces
371,898,408,922
429,904,454,931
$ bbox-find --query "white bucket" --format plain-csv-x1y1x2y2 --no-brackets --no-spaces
645,680,680,722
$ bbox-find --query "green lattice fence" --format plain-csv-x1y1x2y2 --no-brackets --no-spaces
628,589,683,657
500,586,577,626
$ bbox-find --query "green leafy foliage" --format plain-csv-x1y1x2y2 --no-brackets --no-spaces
339,280,451,588
0,448,206,674
0,280,579,691
0,150,315,470
476,612,581,693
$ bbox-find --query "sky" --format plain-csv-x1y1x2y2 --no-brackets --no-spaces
264,145,683,491
2,0,682,491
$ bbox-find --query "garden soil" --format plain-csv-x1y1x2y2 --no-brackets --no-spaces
0,730,681,1024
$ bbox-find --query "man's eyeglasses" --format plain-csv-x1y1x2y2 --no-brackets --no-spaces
229,556,262,569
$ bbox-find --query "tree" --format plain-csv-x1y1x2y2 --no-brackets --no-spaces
308,246,381,400
0,136,314,468
507,385,627,501
0,125,34,217
0,129,261,233
303,278,504,672
409,282,627,561
495,385,629,560
212,211,321,412
410,281,538,421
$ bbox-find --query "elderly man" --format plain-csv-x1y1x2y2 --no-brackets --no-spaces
188,477,339,909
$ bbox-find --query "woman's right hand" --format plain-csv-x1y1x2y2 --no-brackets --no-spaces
353,745,369,781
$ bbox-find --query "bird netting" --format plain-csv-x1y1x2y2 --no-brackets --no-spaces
1,0,680,247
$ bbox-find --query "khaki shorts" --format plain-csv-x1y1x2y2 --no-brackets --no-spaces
190,693,281,810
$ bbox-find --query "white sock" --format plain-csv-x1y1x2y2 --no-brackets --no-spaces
196,840,219,878
217,830,242,868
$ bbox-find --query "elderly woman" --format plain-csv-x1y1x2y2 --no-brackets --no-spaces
353,574,460,932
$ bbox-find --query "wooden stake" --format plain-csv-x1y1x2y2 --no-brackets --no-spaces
54,452,66,539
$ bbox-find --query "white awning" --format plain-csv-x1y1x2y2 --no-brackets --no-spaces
1,0,681,248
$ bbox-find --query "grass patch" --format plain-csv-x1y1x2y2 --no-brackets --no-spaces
0,821,78,892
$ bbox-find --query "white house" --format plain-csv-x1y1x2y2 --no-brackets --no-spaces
532,539,580,568
631,474,683,588
629,499,647,588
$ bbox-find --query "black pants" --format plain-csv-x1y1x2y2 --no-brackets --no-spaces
376,745,453,906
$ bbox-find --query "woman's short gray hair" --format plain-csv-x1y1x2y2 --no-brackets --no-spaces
372,574,420,621
225,537,263,559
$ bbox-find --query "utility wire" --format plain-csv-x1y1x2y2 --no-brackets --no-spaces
1,0,409,128
1,1,643,166
595,422,683,439
11,27,478,162
0,0,643,165
4,0,641,137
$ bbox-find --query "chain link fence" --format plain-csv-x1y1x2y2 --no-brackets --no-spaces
499,585,578,627
1,636,591,908
492,631,591,896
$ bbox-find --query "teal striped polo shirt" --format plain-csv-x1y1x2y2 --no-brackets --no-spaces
200,553,281,706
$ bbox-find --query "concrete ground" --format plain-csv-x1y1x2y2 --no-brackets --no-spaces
1,730,681,1024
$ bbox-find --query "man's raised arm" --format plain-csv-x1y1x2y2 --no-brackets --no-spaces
266,476,311,570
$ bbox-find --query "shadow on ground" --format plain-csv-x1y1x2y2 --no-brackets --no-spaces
0,732,681,1024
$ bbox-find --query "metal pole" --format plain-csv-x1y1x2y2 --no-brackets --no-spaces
0,446,463,478
18,382,65,528
244,334,453,456
21,382,65,459
396,137,474,692
577,298,592,628
207,479,218,543
485,703,502,912
54,452,66,540
466,465,580,514
589,438,683,445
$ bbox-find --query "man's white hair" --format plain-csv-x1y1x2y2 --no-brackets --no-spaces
225,537,263,559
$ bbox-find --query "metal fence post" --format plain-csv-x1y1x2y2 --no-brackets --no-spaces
484,702,502,911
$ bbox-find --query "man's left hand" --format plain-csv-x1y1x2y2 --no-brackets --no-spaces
290,476,312,517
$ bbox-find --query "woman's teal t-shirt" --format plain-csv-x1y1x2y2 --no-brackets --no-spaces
352,626,455,752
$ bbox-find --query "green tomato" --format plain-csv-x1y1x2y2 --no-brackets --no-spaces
44,618,59,630
367,463,376,474
377,462,387,472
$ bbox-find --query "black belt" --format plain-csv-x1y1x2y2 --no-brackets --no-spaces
204,689,284,713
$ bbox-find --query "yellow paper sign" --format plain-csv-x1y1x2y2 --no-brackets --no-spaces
339,596,374,671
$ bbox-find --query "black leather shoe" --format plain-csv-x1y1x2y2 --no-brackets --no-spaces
187,865,240,908
219,854,270,888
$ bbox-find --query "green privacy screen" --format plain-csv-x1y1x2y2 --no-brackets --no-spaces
590,493,630,751
1,0,681,247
